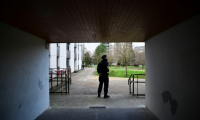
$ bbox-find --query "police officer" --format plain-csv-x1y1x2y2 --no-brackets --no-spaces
97,55,110,98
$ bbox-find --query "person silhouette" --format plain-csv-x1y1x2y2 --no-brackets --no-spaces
97,55,110,98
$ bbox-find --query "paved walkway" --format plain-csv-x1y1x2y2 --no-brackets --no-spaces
69,68,145,95
36,68,158,120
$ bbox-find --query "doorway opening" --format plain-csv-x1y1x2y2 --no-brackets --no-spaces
49,42,145,109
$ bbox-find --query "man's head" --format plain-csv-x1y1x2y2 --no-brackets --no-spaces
101,55,107,59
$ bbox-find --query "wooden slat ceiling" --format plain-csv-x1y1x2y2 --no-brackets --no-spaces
0,0,200,43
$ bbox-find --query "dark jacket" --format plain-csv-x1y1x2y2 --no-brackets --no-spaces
97,59,109,76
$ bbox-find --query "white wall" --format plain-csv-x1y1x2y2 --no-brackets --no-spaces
69,43,74,72
49,43,83,72
49,43,57,68
145,14,200,120
74,44,78,71
78,43,82,70
0,22,49,120
60,43,66,68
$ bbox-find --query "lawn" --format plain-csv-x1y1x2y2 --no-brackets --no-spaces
94,66,145,79
110,66,145,70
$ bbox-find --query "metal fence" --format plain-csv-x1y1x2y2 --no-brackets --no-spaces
128,73,145,96
49,68,71,94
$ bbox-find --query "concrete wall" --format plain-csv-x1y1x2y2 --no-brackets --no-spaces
145,14,200,120
49,43,57,68
0,22,49,120
74,44,78,71
69,43,75,72
60,43,66,68
49,43,82,72
78,43,82,70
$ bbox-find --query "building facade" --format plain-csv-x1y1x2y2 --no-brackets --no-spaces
102,42,109,52
114,42,132,55
49,43,82,72
134,46,145,53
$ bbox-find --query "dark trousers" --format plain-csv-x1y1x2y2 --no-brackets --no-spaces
98,76,109,95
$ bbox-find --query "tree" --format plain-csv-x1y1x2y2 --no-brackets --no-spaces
94,43,107,64
135,51,145,69
101,52,115,67
82,43,87,65
119,44,136,76
84,51,92,66
128,48,136,66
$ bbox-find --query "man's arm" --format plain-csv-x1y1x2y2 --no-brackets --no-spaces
106,62,109,72
97,63,102,77
97,63,100,74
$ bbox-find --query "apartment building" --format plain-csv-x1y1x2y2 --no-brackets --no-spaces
114,42,132,55
49,43,82,73
102,42,109,52
134,46,145,53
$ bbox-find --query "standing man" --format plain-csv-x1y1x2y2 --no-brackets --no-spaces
97,55,110,98
82,64,84,70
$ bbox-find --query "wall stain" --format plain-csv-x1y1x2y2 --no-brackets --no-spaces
18,104,21,109
162,90,178,116
38,79,44,90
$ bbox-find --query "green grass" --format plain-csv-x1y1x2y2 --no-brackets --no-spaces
111,66,145,70
86,65,94,68
94,66,145,79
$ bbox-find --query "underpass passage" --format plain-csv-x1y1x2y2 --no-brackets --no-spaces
36,108,159,120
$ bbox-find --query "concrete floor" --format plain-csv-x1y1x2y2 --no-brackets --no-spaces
50,94,145,108
36,108,158,120
37,68,158,120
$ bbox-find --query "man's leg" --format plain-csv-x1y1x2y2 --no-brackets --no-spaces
98,80,103,97
104,76,110,98
104,80,108,95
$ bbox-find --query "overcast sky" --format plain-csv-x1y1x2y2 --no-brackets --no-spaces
84,42,145,53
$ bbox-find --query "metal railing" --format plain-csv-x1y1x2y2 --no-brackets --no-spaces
128,73,145,96
49,67,71,94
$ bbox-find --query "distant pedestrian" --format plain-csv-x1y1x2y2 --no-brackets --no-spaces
82,64,84,70
97,55,110,98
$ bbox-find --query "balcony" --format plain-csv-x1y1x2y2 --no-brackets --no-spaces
66,50,70,59
74,53,77,60
57,46,60,57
